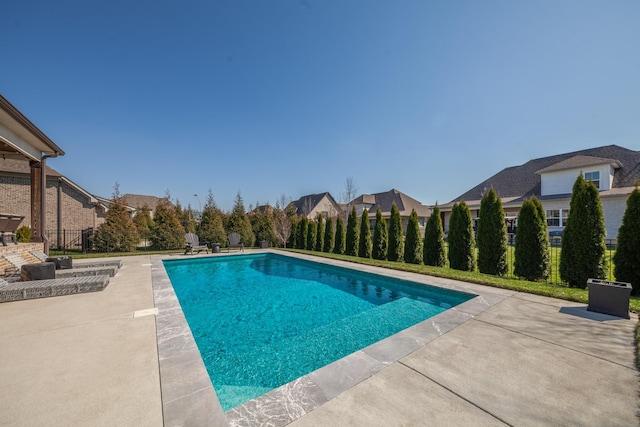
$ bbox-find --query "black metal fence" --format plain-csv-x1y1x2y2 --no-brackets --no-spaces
44,229,618,286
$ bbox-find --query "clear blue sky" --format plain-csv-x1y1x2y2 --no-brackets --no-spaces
2,1,639,212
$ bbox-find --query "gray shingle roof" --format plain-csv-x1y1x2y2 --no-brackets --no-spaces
289,192,341,216
451,145,640,203
122,194,167,211
355,189,430,217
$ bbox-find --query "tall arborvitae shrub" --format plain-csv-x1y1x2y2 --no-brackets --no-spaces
297,217,308,249
403,209,423,264
477,188,508,275
388,203,404,262
560,175,607,288
334,215,346,255
315,215,325,251
514,197,550,281
307,220,317,251
323,217,334,253
151,198,185,250
448,201,476,271
423,205,446,267
614,187,640,294
358,209,372,258
290,219,299,249
345,206,359,256
197,191,226,246
226,192,255,247
94,187,139,252
249,205,278,247
372,207,388,260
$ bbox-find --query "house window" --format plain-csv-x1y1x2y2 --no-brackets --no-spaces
546,209,570,227
584,171,600,189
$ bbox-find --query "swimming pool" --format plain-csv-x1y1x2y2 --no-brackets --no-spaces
163,253,474,411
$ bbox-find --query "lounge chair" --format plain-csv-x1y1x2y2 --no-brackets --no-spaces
29,250,123,270
3,254,119,279
227,232,244,252
184,232,209,255
0,275,110,303
0,213,24,246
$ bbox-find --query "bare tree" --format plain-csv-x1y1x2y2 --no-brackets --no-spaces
339,177,359,220
273,206,293,248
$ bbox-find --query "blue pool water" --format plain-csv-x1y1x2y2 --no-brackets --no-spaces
163,253,473,411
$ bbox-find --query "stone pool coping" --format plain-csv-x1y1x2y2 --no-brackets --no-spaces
152,250,509,426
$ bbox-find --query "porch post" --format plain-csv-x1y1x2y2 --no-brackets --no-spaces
29,158,49,252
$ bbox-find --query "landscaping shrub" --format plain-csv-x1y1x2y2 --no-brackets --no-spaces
315,215,325,252
447,201,476,271
514,197,550,281
345,206,359,256
226,192,255,247
423,205,445,267
150,198,184,250
560,175,607,288
333,215,346,255
197,194,226,246
387,203,404,262
323,217,334,253
358,209,372,258
307,220,317,251
16,225,31,243
297,217,308,250
372,207,388,260
403,209,423,264
614,187,640,294
249,205,278,247
290,219,299,249
95,188,140,252
477,188,508,276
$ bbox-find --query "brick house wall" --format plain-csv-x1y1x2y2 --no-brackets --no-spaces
0,170,104,247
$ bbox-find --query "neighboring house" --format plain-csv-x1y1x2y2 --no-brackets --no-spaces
288,192,342,219
123,194,167,218
0,158,107,247
351,189,431,235
440,145,640,239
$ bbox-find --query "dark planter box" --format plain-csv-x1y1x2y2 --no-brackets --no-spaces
259,240,269,249
21,262,56,281
587,278,631,319
46,256,73,270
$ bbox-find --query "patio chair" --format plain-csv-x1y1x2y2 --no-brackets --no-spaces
0,275,110,303
185,232,209,255
0,214,24,246
29,250,123,270
227,232,244,252
3,254,119,279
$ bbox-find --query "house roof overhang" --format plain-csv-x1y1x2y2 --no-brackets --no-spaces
535,155,622,175
0,95,65,162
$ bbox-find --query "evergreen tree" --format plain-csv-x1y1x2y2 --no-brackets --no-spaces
372,207,388,260
403,209,423,264
297,216,308,250
334,215,346,255
323,217,334,253
249,205,278,247
388,203,404,262
448,201,476,271
560,175,607,288
514,197,550,281
197,190,226,247
477,188,508,275
423,205,446,267
614,187,640,294
151,198,185,250
358,209,372,258
315,214,325,251
132,204,154,238
290,218,299,249
306,220,317,251
345,206,359,256
94,185,139,252
226,192,255,248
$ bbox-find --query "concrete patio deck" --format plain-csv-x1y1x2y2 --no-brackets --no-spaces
0,252,638,426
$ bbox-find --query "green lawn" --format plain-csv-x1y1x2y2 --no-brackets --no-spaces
280,248,640,313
